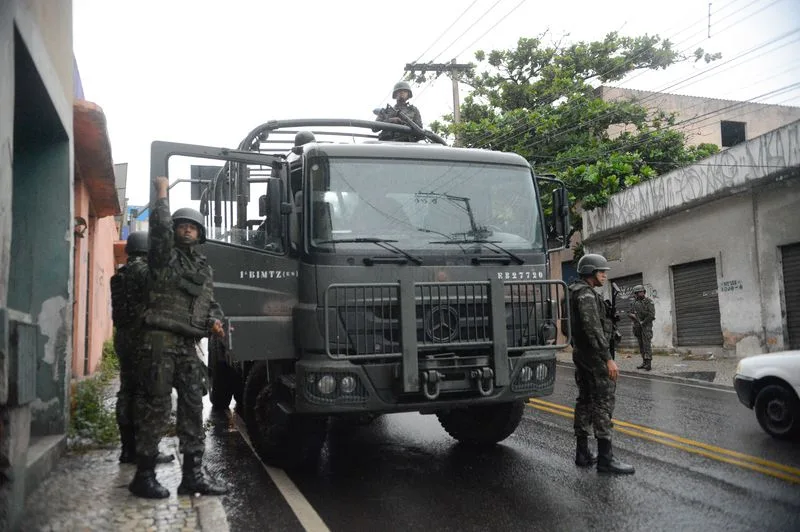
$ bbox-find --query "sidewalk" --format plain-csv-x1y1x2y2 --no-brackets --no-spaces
556,347,740,388
20,437,228,532
20,369,229,532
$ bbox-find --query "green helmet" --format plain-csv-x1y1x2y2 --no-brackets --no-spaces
392,81,413,99
577,253,610,275
632,284,645,293
172,207,207,244
125,231,149,256
294,131,316,147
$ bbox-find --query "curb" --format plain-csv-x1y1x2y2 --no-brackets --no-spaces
555,361,735,391
174,448,231,532
194,496,230,532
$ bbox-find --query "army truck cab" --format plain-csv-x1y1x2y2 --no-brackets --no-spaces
150,118,571,468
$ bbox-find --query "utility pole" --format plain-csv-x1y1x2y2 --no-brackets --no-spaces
405,59,472,145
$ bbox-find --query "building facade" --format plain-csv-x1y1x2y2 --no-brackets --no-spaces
581,120,800,356
598,85,800,148
1,2,120,529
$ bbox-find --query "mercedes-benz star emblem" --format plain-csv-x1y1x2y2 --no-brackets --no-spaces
425,306,460,342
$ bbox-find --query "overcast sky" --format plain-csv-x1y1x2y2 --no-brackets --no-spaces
72,0,800,208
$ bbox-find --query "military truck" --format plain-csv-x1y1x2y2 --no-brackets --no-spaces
150,117,572,468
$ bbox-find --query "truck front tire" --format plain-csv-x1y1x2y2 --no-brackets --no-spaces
436,400,526,446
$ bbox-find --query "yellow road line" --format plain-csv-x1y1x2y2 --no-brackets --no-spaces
527,399,800,484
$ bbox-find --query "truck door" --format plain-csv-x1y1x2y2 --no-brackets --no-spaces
149,141,296,362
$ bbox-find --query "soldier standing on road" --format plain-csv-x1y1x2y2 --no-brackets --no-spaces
110,232,175,466
629,285,656,371
569,253,635,475
128,176,229,499
374,81,423,142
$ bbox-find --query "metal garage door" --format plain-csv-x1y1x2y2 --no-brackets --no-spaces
781,243,800,349
610,274,644,349
672,259,723,346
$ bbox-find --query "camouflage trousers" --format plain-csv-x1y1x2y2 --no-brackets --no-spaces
573,351,616,440
634,329,653,360
114,331,137,431
133,330,209,458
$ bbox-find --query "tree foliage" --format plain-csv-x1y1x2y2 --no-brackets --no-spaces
430,32,721,222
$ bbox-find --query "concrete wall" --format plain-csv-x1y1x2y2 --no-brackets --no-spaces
0,1,74,530
599,86,800,147
582,121,800,356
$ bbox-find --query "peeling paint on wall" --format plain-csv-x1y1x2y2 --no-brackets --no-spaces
37,295,68,381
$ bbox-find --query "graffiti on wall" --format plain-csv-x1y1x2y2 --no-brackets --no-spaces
583,122,800,238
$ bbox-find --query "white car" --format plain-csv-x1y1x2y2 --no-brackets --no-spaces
734,350,800,440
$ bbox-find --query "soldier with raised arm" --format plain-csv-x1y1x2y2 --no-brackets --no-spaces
569,253,635,475
128,176,228,499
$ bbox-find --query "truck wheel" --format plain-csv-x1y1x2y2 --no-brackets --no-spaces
755,384,800,440
244,364,327,469
436,400,525,446
209,337,234,409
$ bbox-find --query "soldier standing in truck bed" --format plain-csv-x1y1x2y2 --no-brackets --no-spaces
374,81,423,142
128,176,228,499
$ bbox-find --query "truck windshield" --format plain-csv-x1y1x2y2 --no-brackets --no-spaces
309,157,544,252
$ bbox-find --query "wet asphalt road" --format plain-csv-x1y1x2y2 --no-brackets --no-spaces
202,365,800,532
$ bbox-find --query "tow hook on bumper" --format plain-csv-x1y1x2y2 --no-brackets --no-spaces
421,370,444,400
471,367,495,396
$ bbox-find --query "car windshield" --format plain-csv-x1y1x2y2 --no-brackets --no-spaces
309,156,544,252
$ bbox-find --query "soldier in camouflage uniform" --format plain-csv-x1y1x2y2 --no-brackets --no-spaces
374,80,423,142
110,232,174,465
128,176,228,499
629,284,655,371
569,253,635,475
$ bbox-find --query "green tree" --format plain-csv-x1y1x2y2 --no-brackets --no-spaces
430,32,720,228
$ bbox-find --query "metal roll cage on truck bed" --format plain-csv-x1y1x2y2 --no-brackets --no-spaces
149,117,572,469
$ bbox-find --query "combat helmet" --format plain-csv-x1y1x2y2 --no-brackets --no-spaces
577,253,611,275
172,207,207,244
632,284,646,294
392,80,413,99
125,231,149,256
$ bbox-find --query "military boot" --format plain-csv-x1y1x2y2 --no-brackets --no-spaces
128,455,170,499
575,436,597,467
643,359,652,371
596,439,635,475
636,359,647,369
118,425,137,464
177,453,228,496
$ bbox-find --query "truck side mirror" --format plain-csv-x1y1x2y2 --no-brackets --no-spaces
258,195,267,217
266,179,285,237
549,187,570,251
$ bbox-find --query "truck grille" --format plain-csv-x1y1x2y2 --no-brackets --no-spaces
324,280,568,359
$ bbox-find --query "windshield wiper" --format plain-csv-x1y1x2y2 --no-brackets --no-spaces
315,238,423,265
426,237,525,265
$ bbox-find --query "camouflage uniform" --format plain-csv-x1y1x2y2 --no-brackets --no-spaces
631,296,655,361
110,255,149,457
375,102,423,142
133,197,223,460
569,278,616,440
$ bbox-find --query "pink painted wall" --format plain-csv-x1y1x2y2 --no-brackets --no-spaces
85,215,117,374
72,178,117,377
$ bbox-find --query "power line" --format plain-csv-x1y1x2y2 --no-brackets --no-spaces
466,0,790,150
429,0,505,63
475,26,800,152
